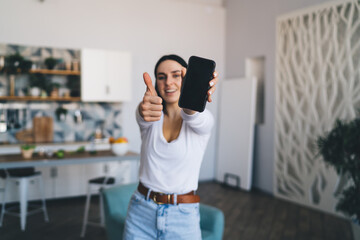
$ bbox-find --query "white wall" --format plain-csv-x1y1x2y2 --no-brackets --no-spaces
0,0,225,180
225,0,333,193
175,0,224,6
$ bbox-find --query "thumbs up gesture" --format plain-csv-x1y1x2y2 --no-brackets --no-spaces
139,72,163,122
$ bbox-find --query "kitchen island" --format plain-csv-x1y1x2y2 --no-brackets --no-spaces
0,149,140,231
0,146,140,203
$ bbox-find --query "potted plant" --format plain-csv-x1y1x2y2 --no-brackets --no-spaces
19,59,32,73
20,144,36,159
2,53,33,96
44,57,58,70
3,53,31,74
317,116,360,239
29,73,51,97
50,82,61,97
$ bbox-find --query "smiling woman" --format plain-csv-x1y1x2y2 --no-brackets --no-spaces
122,54,219,239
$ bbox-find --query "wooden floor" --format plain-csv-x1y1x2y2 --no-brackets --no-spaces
0,181,353,240
197,182,353,240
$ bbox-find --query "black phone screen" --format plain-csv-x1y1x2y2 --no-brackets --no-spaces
179,56,216,112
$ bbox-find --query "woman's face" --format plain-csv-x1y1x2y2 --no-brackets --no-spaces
156,60,183,104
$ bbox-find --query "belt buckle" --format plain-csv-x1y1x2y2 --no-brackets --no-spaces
152,193,171,205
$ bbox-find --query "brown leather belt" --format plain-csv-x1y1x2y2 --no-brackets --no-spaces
137,182,200,205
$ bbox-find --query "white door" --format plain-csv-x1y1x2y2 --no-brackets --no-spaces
216,78,257,191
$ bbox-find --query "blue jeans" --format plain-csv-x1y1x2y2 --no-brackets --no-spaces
123,190,201,240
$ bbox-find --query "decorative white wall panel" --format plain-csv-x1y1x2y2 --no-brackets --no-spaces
275,0,360,215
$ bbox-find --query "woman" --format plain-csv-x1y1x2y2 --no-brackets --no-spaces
123,54,219,240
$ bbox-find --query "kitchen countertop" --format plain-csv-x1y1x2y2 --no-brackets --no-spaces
0,140,101,146
0,150,140,169
0,139,113,155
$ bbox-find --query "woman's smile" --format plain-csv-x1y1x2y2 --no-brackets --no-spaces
165,88,177,94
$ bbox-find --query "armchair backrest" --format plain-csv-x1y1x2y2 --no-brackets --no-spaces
102,183,138,218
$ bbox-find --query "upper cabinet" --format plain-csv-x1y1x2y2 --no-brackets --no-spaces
81,49,132,102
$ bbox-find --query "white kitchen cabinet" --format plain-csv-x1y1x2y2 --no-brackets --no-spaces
34,166,54,199
1,160,135,202
53,165,85,198
81,48,132,102
0,167,53,203
50,160,133,199
81,160,132,186
53,162,113,198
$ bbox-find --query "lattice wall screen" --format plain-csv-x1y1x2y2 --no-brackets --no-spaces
275,0,360,215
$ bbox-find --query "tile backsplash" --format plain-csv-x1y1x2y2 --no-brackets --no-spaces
0,102,123,144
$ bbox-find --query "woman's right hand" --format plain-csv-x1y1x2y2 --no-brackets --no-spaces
139,72,163,122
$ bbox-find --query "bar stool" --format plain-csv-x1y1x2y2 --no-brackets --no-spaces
80,176,115,237
0,168,49,231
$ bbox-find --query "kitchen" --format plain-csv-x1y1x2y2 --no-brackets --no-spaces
0,43,140,235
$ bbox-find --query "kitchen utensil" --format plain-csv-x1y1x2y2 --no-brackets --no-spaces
30,87,41,97
7,109,14,130
9,75,15,96
15,129,34,143
14,109,21,129
22,109,28,128
37,147,45,157
0,109,7,133
45,149,54,157
74,109,82,123
111,143,129,156
33,116,53,143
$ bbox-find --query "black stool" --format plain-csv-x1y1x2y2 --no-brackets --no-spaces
80,176,115,237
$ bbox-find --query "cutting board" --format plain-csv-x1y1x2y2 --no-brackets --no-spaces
15,129,34,143
33,117,53,143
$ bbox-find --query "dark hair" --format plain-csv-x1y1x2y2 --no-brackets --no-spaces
154,54,188,115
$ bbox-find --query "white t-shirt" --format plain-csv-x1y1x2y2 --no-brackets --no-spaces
136,108,214,194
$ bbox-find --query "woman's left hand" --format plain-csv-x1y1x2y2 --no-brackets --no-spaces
208,71,219,103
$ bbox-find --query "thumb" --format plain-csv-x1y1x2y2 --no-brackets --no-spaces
143,72,157,96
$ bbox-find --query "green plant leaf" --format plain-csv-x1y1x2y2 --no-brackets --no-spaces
316,114,360,221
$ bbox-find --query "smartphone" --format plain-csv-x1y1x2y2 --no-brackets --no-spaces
179,56,216,112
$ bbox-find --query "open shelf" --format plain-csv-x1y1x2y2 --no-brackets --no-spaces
0,96,81,102
29,69,81,75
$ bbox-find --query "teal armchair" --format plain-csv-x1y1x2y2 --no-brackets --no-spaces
101,183,225,240
199,204,225,240
101,183,137,240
